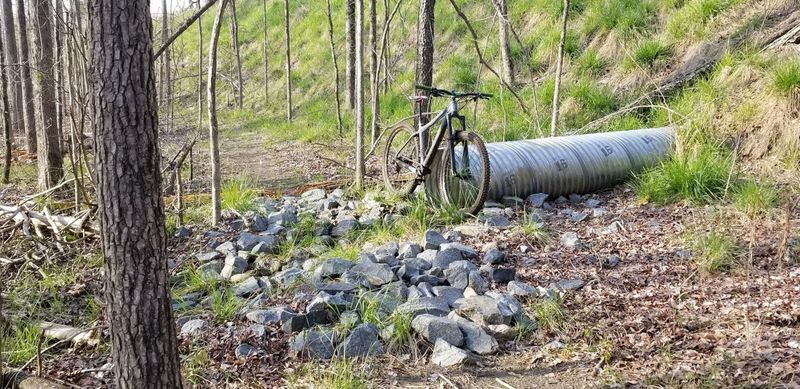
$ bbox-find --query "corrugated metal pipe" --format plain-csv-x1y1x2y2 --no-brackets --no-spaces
426,127,676,202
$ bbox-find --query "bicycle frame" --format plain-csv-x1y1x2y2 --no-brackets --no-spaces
402,99,467,180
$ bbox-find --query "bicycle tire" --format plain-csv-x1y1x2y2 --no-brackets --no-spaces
382,124,421,196
437,131,491,215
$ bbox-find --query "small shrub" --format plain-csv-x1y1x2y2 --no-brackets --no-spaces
532,296,568,332
623,40,671,70
732,179,778,216
635,142,733,204
689,230,738,273
221,178,258,213
769,59,800,96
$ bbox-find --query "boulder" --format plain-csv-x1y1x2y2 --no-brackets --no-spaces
337,324,384,358
180,319,207,336
507,281,535,297
289,329,336,360
482,248,505,265
314,258,355,281
456,296,513,325
432,248,463,269
432,286,464,307
245,306,296,325
526,193,549,208
221,254,248,279
237,232,278,252
431,339,471,367
397,297,450,318
448,313,499,355
411,314,464,346
398,243,422,259
349,258,395,287
444,266,469,289
423,230,448,250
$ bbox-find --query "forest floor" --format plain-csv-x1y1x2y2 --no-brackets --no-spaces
1,129,799,388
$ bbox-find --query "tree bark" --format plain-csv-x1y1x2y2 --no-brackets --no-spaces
262,0,269,106
354,0,365,190
368,0,380,144
382,0,390,94
208,0,228,225
88,0,184,387
325,0,344,137
550,0,569,137
283,0,293,122
1,19,11,183
34,0,64,190
228,0,243,110
345,0,356,110
55,0,66,152
492,0,515,85
415,0,435,131
15,0,37,153
194,0,204,182
160,0,173,127
1,0,23,141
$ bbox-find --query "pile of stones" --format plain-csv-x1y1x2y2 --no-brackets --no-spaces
175,188,585,366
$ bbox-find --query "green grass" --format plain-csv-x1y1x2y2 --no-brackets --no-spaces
1,321,43,366
688,230,738,273
531,296,569,332
582,0,657,38
566,79,618,128
174,267,221,296
384,311,413,352
635,141,733,204
210,289,245,323
623,40,672,70
667,0,741,40
354,292,386,328
287,359,371,389
519,214,552,246
732,179,778,216
769,58,800,96
575,49,608,76
220,177,259,213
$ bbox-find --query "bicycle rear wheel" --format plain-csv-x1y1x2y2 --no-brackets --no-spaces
438,131,491,215
383,124,421,196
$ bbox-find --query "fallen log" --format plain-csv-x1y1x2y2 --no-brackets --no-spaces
0,205,98,236
39,322,101,347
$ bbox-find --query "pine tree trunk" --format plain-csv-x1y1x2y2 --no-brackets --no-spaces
550,0,569,137
283,0,293,122
325,0,344,137
17,0,37,154
493,0,515,85
1,0,24,141
345,0,356,110
369,0,380,144
1,19,12,183
161,0,173,129
229,0,243,110
415,0,435,146
354,0,365,190
194,0,204,182
262,0,269,106
208,0,228,225
88,0,184,387
34,0,63,190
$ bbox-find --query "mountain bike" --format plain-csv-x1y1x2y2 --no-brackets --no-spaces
382,85,492,215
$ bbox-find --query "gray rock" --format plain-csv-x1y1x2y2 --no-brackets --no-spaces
396,264,420,281
411,274,445,286
221,254,248,279
551,279,585,293
337,324,384,358
180,319,207,335
195,251,222,263
339,311,361,328
423,230,448,250
571,211,589,223
468,271,488,294
268,208,298,226
272,267,305,287
215,241,237,255
374,253,399,267
235,343,258,358
289,329,336,360
440,242,478,259
560,232,582,249
314,258,355,281
349,258,395,287
448,260,478,272
197,260,223,277
529,212,545,227
605,254,621,268
482,248,505,265
174,226,192,238
282,310,335,333
592,207,609,218
248,324,267,338
246,306,296,325
555,196,568,204
398,243,422,259
262,224,286,236
306,292,351,313
237,232,274,251
485,292,523,320
526,193,549,208
404,257,432,271
501,196,524,208
602,220,625,235
233,276,264,297
490,268,515,284
432,248,463,269
483,214,512,228
375,242,399,257
411,314,464,346
432,286,464,307
507,281,535,297
252,215,270,232
382,281,410,302
332,216,359,237
448,312,499,355
397,297,450,317
417,249,438,263
568,193,583,203
457,296,513,325
431,339,471,367
585,198,602,208
444,266,469,289
301,188,327,203
314,282,357,294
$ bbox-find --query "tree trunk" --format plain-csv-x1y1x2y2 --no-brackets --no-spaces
325,0,344,137
1,0,23,142
161,0,173,128
368,0,379,144
354,0,365,190
88,0,184,387
283,0,293,122
17,0,36,154
383,0,390,94
1,19,11,183
550,0,569,137
345,0,356,110
262,0,269,106
208,0,228,225
55,0,66,152
228,0,243,110
34,0,63,190
415,0,435,144
493,0,515,85
194,0,205,182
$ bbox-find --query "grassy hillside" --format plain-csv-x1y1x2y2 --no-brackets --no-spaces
163,0,800,171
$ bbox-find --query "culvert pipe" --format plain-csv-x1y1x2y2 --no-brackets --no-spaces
425,127,675,202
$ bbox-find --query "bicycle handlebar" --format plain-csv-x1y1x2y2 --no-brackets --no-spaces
415,85,493,100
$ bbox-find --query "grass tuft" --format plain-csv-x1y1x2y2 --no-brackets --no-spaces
732,179,778,216
532,296,569,332
210,289,244,323
769,58,800,96
688,230,738,273
623,40,671,70
221,178,258,213
1,321,43,366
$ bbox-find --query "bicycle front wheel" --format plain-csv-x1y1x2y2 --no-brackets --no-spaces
437,131,491,215
383,123,421,196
